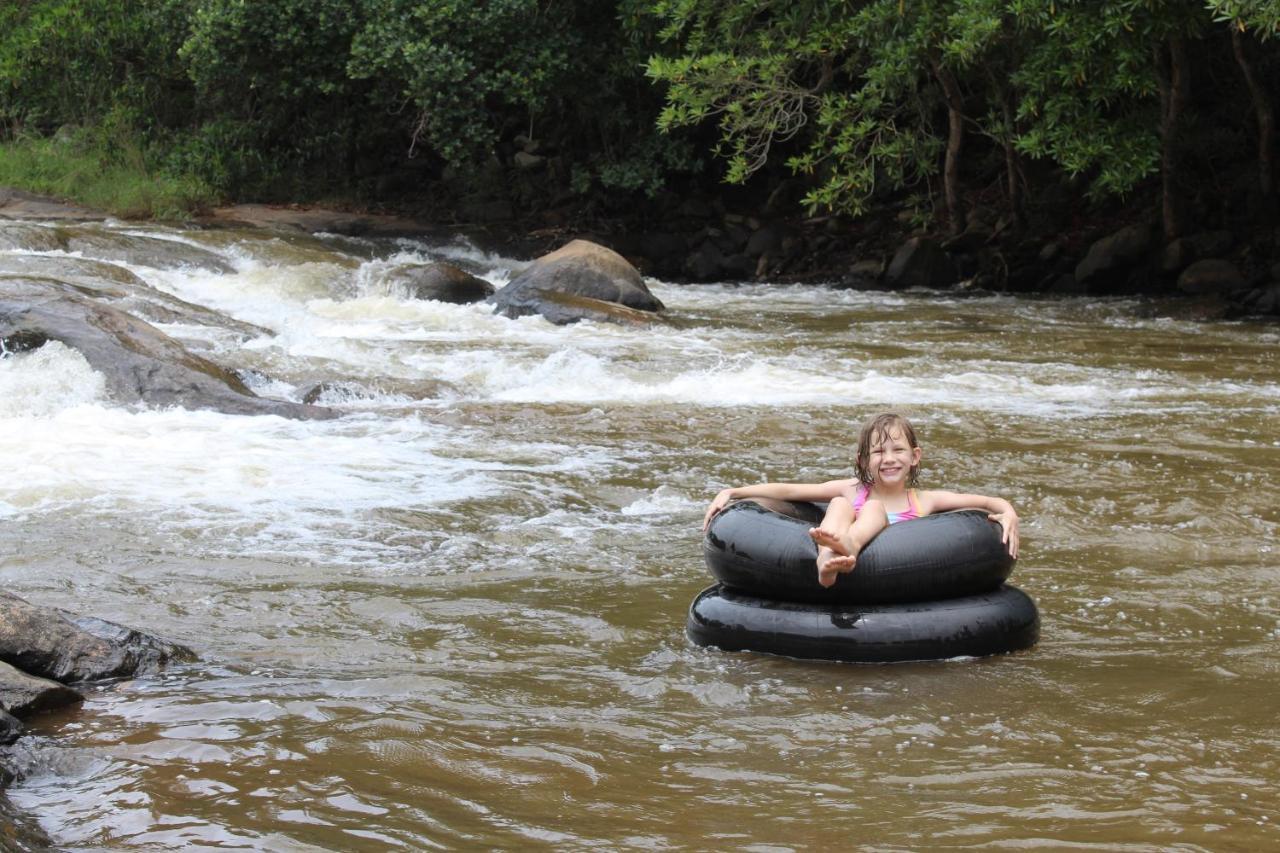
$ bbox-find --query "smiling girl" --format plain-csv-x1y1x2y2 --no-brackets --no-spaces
702,413,1019,588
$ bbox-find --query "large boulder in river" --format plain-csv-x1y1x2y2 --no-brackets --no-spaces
0,592,193,684
0,277,333,419
382,262,494,304
489,239,664,325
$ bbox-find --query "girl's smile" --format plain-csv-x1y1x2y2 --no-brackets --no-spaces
865,429,921,486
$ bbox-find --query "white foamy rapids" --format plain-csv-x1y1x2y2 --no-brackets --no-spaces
620,487,703,517
0,405,614,559
10,226,1276,421
417,343,1253,418
0,342,105,416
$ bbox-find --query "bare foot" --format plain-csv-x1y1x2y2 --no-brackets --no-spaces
816,550,857,587
809,527,850,556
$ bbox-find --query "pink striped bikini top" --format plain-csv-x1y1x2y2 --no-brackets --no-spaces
850,483,922,524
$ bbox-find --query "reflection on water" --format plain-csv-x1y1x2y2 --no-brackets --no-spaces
1,219,1278,848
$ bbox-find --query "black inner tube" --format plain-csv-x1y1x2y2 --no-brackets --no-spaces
687,583,1040,663
703,499,1014,604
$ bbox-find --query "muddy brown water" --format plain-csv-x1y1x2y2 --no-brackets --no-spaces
0,220,1277,849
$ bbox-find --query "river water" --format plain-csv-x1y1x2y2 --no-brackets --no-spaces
0,219,1277,850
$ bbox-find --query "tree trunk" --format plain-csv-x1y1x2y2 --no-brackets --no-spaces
1231,26,1276,210
1000,91,1024,231
931,56,966,235
1157,35,1191,242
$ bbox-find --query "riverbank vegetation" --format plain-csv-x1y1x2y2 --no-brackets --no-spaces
3,1,1280,300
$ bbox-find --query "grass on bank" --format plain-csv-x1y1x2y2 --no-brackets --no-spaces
0,130,218,221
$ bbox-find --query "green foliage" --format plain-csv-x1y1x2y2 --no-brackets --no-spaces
349,0,570,165
0,127,216,219
1206,0,1280,37
649,0,967,216
650,0,1267,219
0,0,191,133
0,0,1275,226
177,0,379,194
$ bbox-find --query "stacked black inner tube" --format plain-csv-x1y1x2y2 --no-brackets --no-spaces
687,498,1039,663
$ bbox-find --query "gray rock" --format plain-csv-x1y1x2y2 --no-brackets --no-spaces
61,227,235,273
1160,230,1234,274
1075,224,1152,290
0,254,272,339
851,258,885,280
745,224,784,259
885,237,957,289
0,593,130,683
0,186,107,222
941,223,991,253
0,221,65,251
1176,259,1247,295
0,277,332,419
0,708,21,745
63,612,196,676
382,262,494,304
685,240,729,281
505,290,668,327
490,239,663,324
1244,282,1280,315
0,592,193,684
0,660,83,718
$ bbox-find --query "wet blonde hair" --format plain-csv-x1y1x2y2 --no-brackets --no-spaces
854,413,921,487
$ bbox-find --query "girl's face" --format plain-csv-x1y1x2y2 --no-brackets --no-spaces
863,428,921,487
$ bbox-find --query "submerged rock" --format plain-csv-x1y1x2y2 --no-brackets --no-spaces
0,277,332,419
381,262,494,304
489,239,664,325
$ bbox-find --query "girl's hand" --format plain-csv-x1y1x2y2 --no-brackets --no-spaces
989,510,1020,559
702,488,735,531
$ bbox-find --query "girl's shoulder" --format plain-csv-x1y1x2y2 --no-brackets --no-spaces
839,480,868,503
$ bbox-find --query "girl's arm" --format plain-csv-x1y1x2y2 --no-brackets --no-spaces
702,479,853,530
918,490,1020,558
